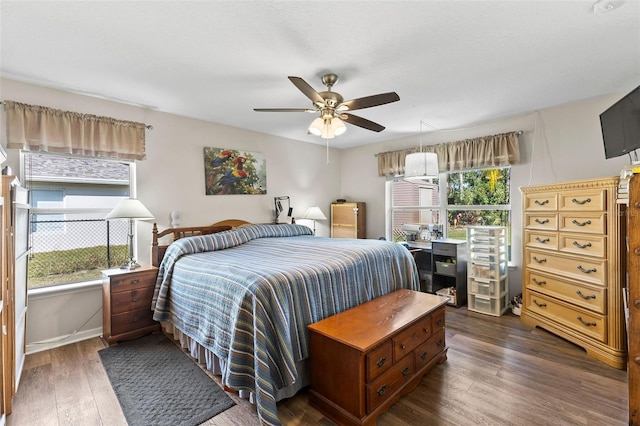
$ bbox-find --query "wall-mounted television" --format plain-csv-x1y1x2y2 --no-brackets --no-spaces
600,84,640,160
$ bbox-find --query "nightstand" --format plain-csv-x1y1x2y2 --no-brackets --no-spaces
101,265,161,345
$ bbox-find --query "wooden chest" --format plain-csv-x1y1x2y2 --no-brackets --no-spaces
102,265,160,345
308,289,447,425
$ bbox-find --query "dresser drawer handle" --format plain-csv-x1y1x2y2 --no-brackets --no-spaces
534,218,549,224
634,356,640,366
376,357,387,368
131,296,139,302
131,316,140,323
402,367,410,376
437,339,443,348
635,299,640,309
436,318,444,327
572,241,592,249
376,385,387,397
532,278,546,286
532,256,547,264
571,219,592,227
535,237,550,243
401,344,406,350
533,300,547,308
423,327,429,334
577,316,596,327
571,197,591,205
576,290,596,300
534,199,549,206
420,351,428,360
577,265,596,274
130,279,140,284
635,247,640,256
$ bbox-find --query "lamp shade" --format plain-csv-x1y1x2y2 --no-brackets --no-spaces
105,198,154,220
303,206,327,221
404,152,439,181
308,117,346,139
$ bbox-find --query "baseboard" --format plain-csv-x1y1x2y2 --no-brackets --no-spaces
26,327,102,355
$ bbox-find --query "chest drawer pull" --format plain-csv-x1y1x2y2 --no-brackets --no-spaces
535,237,550,243
437,339,443,348
130,279,140,284
534,218,549,224
532,278,546,286
420,351,428,360
634,356,640,366
402,367,410,376
576,290,596,300
571,219,592,227
533,300,547,308
376,385,387,396
436,318,443,327
577,316,596,327
572,241,592,249
572,197,591,205
533,256,547,264
535,199,549,206
577,265,597,274
376,357,387,368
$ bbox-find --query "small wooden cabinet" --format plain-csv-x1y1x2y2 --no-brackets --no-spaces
102,265,160,345
331,202,366,239
308,289,447,425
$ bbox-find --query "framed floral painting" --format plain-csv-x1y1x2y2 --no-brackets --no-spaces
203,147,267,195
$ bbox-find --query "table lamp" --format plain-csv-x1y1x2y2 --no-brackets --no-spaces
105,198,154,270
303,206,327,235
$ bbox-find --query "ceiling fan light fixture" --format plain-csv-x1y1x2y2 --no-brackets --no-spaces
308,117,324,136
332,117,347,136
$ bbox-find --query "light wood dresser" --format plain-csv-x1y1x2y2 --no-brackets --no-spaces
308,289,447,425
520,176,627,369
627,173,639,425
102,265,160,345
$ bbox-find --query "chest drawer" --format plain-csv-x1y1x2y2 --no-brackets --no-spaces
558,189,606,211
415,329,445,371
366,354,414,413
524,192,557,211
366,340,393,382
393,315,432,361
558,233,606,258
524,213,558,231
111,285,156,315
524,230,559,251
525,270,606,314
525,249,607,286
558,212,606,235
525,290,606,342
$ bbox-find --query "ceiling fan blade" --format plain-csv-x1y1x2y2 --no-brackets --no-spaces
338,92,400,111
341,113,386,132
254,108,317,112
288,76,326,106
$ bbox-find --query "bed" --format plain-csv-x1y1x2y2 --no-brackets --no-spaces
151,221,420,426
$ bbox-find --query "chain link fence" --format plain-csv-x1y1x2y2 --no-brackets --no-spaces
28,216,130,289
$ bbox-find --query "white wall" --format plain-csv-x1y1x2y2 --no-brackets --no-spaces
1,78,341,352
339,93,631,296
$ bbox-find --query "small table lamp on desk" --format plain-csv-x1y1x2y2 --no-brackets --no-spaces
105,198,154,270
303,206,327,236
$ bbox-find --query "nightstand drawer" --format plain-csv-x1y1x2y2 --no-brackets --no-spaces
111,308,157,336
110,272,156,292
111,285,155,315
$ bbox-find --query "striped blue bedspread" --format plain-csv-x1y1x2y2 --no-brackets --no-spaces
152,224,419,426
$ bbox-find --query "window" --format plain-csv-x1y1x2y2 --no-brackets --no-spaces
24,153,133,289
387,166,511,258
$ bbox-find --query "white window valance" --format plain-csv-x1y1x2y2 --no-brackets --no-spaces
377,131,520,177
3,100,148,160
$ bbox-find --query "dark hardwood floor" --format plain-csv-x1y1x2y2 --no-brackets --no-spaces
7,306,628,425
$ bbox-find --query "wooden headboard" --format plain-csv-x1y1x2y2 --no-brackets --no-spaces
151,219,251,266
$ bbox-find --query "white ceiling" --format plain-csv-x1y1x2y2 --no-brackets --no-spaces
1,1,639,149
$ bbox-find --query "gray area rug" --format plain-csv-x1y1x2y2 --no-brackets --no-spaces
99,333,235,426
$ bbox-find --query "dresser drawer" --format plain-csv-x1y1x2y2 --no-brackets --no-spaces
525,291,606,342
432,308,445,330
111,285,156,315
525,249,606,286
525,270,606,314
524,213,558,231
111,307,157,336
366,354,414,413
558,232,606,258
524,230,558,250
524,192,557,211
414,329,445,371
392,316,432,361
559,212,606,235
558,189,606,211
366,340,393,383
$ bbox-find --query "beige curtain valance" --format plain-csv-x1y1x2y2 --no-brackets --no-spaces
4,100,147,160
377,131,520,177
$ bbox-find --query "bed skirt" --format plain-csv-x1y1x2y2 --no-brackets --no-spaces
161,321,310,404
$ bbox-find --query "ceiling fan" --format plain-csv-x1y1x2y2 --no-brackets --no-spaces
254,74,400,138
